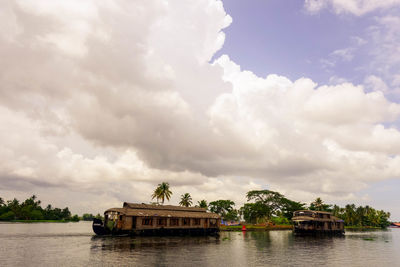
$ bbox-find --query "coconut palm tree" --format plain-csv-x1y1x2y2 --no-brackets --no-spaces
151,182,172,205
197,200,208,209
179,193,192,207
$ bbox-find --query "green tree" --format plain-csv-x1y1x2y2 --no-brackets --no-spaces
197,200,208,209
209,200,235,220
179,193,193,207
280,198,306,220
30,210,44,220
82,213,95,221
151,182,172,205
246,190,284,219
309,197,332,212
225,209,239,221
240,202,270,224
0,211,15,220
70,214,80,222
0,197,4,206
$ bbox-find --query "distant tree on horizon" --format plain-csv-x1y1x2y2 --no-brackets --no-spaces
151,182,172,205
179,193,193,207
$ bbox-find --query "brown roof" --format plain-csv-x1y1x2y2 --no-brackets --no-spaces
123,202,206,213
106,207,220,219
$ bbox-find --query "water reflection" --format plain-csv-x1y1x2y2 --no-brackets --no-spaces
0,222,399,266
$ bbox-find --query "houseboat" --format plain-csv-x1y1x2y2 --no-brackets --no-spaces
92,202,221,236
292,210,344,235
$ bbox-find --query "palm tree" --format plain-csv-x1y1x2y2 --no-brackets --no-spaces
179,193,192,207
151,182,172,205
197,200,208,209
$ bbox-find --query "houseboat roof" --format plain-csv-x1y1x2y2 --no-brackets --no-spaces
295,210,332,214
123,202,207,212
293,210,343,222
106,203,220,219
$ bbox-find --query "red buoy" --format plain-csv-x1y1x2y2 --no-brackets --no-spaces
242,225,246,231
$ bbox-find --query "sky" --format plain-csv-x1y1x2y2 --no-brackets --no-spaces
0,0,400,220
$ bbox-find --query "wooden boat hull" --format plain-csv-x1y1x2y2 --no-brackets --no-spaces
92,218,111,236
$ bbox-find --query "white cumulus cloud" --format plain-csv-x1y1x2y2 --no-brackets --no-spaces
0,0,400,215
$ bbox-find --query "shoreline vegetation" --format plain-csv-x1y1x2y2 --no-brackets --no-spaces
0,195,102,223
1,186,393,229
151,183,392,230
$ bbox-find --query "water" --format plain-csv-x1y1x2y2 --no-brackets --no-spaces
0,222,399,266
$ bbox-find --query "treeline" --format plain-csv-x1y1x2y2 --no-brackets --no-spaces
82,213,103,221
151,183,391,228
208,193,391,228
331,203,391,228
0,195,79,221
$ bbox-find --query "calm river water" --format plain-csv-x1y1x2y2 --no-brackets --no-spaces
0,221,399,266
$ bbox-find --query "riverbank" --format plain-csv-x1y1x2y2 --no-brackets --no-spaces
220,225,292,231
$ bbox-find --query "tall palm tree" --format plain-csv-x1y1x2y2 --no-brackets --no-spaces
179,193,192,207
151,182,172,205
197,200,208,209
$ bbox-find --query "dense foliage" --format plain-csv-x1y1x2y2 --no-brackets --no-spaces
82,213,104,221
332,204,391,228
240,190,306,224
0,195,79,221
209,200,239,221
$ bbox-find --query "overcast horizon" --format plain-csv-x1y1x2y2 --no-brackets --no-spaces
1,0,400,220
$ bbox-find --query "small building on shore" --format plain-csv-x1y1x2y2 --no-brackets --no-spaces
292,210,344,235
93,202,221,236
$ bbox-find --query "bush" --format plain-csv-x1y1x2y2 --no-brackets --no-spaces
70,215,80,222
271,216,290,225
30,210,44,220
0,211,15,220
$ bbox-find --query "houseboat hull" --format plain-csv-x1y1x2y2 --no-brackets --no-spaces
92,223,219,236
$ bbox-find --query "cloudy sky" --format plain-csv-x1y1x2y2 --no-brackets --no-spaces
1,0,400,219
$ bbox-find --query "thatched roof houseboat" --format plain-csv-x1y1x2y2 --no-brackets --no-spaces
92,202,221,236
292,210,344,235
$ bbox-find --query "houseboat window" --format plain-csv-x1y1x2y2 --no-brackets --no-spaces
170,218,179,226
193,218,201,225
183,218,190,226
142,218,153,226
209,219,217,227
157,218,167,226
